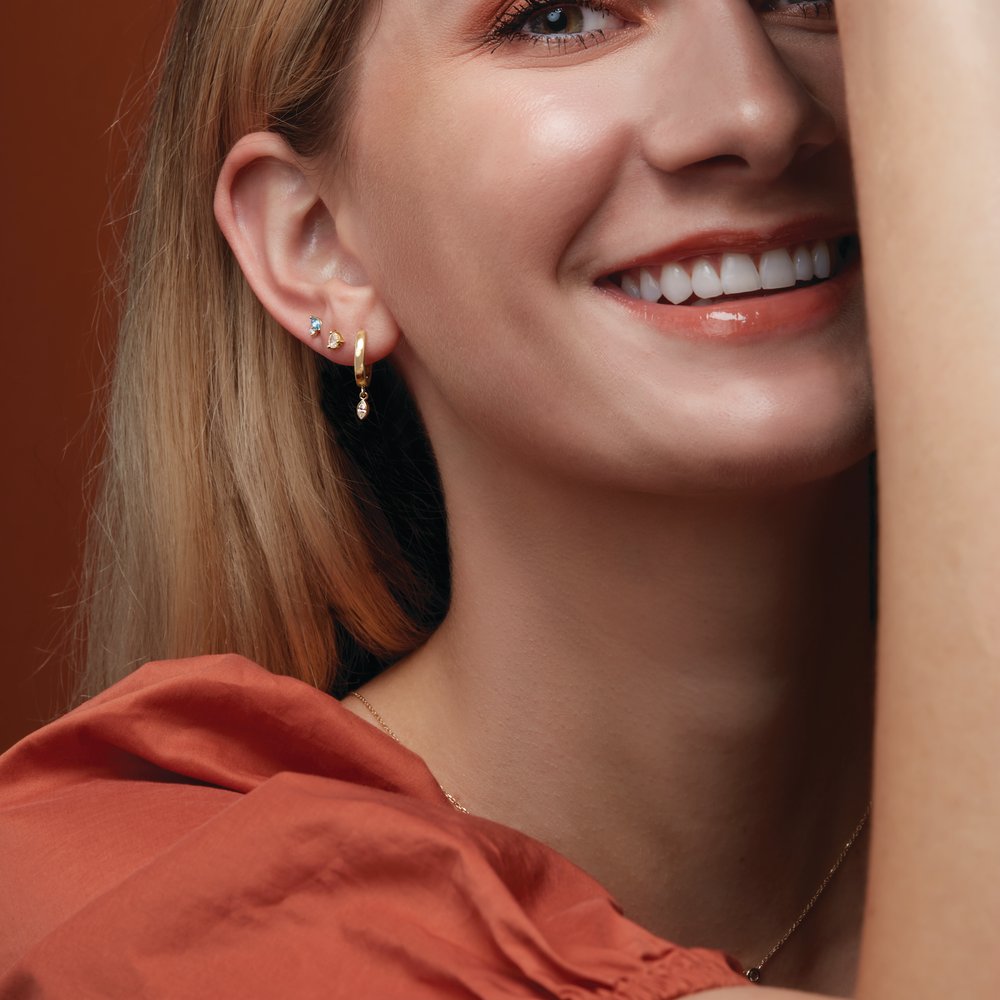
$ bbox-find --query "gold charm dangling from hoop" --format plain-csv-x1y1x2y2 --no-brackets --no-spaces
354,329,372,421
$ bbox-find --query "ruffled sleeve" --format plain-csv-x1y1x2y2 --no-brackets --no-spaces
0,655,751,998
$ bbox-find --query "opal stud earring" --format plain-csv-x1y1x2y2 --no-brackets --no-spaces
354,329,372,421
311,316,343,350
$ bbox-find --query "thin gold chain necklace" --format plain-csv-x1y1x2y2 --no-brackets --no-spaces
349,690,870,984
351,691,471,815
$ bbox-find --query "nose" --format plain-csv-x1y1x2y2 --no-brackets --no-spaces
641,0,839,182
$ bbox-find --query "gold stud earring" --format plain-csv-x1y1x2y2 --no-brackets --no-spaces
309,316,323,337
354,330,372,421
327,330,344,350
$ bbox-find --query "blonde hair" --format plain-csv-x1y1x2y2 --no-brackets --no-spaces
77,0,448,701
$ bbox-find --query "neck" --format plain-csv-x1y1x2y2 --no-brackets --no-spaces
357,446,876,992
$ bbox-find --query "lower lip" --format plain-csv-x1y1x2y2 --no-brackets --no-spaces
596,256,862,344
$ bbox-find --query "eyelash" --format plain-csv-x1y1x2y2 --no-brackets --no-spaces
484,0,621,54
483,0,837,55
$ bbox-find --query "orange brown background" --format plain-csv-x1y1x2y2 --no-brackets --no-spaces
1,4,176,751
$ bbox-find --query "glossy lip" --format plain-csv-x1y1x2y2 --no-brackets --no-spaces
598,218,857,275
596,253,862,344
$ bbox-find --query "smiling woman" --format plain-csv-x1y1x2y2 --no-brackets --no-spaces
0,1,998,998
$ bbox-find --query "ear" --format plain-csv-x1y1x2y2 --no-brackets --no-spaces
213,132,399,364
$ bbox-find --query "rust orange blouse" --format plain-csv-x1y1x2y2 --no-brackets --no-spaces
0,655,751,998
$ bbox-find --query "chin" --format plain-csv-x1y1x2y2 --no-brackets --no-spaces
663,418,876,497
634,334,876,495
534,389,878,498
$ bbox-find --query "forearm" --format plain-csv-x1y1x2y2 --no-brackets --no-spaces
836,4,1000,999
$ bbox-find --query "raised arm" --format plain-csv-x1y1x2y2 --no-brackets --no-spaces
706,3,1000,998
839,3,1000,999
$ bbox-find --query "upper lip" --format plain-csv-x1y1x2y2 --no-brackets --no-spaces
598,217,857,278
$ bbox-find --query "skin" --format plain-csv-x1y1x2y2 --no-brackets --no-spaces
832,4,1000,1000
216,1,1000,997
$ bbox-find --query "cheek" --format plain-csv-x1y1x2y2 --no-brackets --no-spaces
780,37,847,128
351,67,631,316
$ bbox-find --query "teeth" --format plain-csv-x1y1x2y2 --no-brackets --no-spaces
793,245,814,282
621,272,642,298
812,241,832,280
691,258,724,299
639,268,662,302
614,237,849,305
721,253,762,295
660,262,693,305
759,248,797,290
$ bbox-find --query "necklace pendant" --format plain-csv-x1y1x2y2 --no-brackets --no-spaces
745,968,762,984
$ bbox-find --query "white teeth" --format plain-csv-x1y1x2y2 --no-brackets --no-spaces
639,268,662,302
793,245,814,282
614,237,846,303
691,258,724,299
721,253,762,295
621,272,642,298
759,247,797,290
812,241,832,280
660,262,693,305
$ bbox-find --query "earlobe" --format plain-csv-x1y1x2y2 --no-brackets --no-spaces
213,132,400,364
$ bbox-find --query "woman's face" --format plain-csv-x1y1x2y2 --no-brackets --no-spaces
335,0,872,494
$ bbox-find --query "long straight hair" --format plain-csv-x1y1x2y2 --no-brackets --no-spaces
77,0,449,702
77,0,880,705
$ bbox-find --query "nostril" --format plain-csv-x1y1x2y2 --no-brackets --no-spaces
689,154,751,172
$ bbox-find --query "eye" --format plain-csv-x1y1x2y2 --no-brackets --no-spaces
487,1,628,51
517,2,623,37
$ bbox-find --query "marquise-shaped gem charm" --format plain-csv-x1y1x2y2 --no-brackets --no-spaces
356,397,369,420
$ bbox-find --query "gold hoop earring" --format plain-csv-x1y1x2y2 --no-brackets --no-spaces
354,330,372,421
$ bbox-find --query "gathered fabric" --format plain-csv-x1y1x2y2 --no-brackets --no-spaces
0,654,750,998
